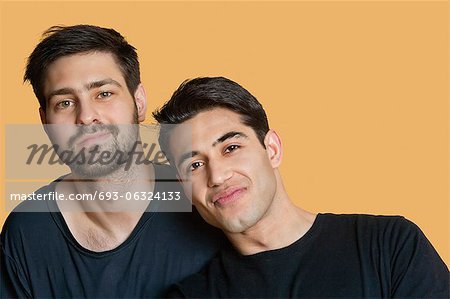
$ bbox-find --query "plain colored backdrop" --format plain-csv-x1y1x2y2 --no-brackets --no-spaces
0,0,448,266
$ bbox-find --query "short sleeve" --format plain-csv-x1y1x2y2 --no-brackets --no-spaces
1,242,32,298
389,217,449,298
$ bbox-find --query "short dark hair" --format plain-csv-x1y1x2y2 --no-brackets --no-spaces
24,24,141,110
153,77,269,163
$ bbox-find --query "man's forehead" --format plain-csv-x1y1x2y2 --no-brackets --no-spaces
43,52,125,95
45,52,122,76
170,112,252,152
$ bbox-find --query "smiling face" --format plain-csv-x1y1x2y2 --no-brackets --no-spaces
40,51,147,177
169,108,283,233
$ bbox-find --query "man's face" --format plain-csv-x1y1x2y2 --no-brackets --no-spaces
169,108,282,233
40,51,147,177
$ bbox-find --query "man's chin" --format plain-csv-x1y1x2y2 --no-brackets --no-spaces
68,163,123,179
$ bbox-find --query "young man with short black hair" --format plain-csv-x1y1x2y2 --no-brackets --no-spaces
1,26,225,298
154,77,449,298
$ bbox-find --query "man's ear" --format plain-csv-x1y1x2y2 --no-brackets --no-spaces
134,84,147,123
264,130,283,168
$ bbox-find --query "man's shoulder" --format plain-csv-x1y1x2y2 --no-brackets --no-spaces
317,213,438,264
2,183,57,239
318,213,417,234
317,214,448,297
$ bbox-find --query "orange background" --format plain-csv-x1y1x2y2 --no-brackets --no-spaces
0,1,448,266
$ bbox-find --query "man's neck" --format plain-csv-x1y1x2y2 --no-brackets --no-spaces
59,156,155,210
54,161,156,252
226,190,316,256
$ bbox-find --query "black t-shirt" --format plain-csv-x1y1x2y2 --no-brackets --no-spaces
1,164,226,298
168,213,449,298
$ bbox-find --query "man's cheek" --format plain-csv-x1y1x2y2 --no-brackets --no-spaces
46,125,74,148
191,180,205,196
191,192,206,207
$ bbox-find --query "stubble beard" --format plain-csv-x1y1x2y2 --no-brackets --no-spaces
58,110,141,178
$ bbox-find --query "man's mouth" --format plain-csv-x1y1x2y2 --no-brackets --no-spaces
76,131,112,148
67,125,119,148
212,187,246,207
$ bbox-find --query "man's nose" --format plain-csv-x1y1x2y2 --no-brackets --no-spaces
207,158,232,188
76,99,101,125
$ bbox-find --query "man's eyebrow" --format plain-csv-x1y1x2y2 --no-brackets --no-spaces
85,78,122,90
177,151,199,169
46,79,123,103
212,131,248,147
46,88,76,102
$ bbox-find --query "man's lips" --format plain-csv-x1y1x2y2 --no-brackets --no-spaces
76,131,112,147
212,187,246,206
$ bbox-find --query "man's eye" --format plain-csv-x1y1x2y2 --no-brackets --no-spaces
56,100,74,109
97,91,112,99
224,144,240,154
188,161,204,172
